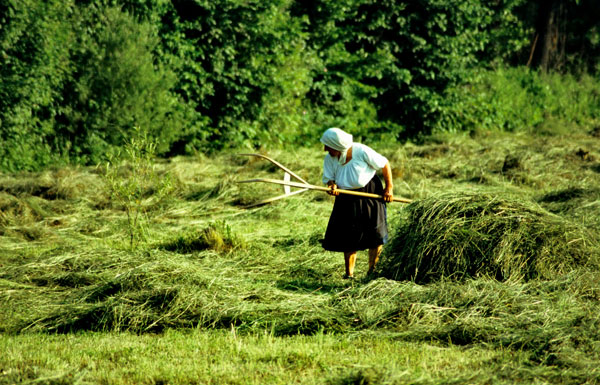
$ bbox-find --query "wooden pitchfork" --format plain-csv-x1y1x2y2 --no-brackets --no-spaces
238,153,412,207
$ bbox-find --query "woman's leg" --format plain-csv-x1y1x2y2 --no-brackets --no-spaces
367,244,383,274
344,251,357,278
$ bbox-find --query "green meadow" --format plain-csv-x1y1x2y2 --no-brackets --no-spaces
1,127,600,384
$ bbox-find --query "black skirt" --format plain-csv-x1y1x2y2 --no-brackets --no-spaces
321,176,388,252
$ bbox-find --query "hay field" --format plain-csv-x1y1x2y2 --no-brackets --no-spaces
1,128,600,384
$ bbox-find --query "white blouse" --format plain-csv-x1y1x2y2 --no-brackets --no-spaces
322,143,388,189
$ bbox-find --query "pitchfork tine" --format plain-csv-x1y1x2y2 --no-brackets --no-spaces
239,153,309,184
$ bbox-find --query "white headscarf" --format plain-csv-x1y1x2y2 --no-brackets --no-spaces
320,128,353,164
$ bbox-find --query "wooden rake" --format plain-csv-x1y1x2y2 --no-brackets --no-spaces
238,153,413,207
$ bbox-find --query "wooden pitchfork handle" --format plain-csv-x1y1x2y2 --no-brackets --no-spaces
239,178,413,204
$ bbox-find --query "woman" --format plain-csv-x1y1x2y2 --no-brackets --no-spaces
320,127,394,279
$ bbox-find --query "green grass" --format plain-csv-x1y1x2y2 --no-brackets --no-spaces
0,330,519,384
1,128,600,384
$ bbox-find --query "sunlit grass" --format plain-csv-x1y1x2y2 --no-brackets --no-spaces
1,129,600,383
0,330,515,385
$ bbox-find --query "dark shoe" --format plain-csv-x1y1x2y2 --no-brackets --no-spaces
343,274,355,280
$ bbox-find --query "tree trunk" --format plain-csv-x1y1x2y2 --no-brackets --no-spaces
529,0,565,72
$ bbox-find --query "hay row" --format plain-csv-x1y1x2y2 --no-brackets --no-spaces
377,192,599,283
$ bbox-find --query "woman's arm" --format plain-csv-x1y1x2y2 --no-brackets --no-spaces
381,163,394,202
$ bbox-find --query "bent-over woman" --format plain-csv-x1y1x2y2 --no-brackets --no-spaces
320,127,394,279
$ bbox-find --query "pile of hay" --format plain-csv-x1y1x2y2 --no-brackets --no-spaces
159,221,246,253
377,192,599,283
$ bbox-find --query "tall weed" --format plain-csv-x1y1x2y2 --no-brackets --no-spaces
101,127,173,249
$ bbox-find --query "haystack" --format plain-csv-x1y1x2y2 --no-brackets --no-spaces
377,192,599,283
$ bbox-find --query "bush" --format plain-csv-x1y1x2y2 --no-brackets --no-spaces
155,0,312,150
446,67,600,133
0,1,193,170
54,3,191,163
0,0,73,171
291,0,499,138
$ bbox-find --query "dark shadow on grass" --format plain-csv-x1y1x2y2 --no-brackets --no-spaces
31,273,97,288
271,317,346,337
589,163,600,173
538,187,587,203
537,187,600,215
327,369,385,385
277,264,348,293
23,287,180,334
276,278,346,294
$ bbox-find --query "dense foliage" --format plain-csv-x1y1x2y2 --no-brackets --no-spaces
1,0,599,170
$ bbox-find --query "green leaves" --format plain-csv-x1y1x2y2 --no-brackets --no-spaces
0,1,191,169
294,0,498,137
56,3,189,163
1,0,599,171
0,0,73,171
160,0,310,149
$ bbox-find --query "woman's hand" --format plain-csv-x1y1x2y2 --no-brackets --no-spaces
383,186,393,202
327,182,340,196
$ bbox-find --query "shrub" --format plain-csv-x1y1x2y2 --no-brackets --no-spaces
291,0,499,138
0,1,193,170
445,67,600,133
54,3,191,163
155,0,311,150
0,0,73,171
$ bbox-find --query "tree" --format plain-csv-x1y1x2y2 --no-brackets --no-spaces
292,0,494,137
526,0,600,73
527,0,563,72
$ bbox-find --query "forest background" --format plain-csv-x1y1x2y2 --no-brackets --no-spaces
1,0,599,172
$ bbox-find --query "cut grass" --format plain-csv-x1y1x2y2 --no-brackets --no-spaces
377,192,599,283
158,221,247,253
1,130,600,383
